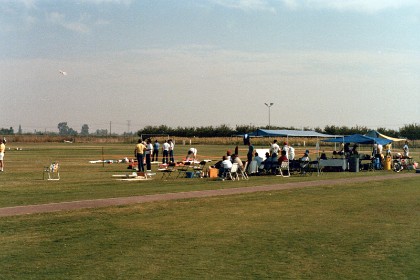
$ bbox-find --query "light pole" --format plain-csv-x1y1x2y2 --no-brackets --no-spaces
264,102,274,129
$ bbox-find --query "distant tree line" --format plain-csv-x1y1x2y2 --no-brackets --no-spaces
0,127,14,135
136,123,420,140
1,122,419,139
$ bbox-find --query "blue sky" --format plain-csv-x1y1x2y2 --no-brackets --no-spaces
1,0,419,134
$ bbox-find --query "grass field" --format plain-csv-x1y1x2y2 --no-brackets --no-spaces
0,143,419,279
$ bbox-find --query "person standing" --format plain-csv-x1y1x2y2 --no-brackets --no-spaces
288,145,295,160
162,140,170,164
282,141,290,159
152,140,160,162
134,139,146,172
247,141,254,164
403,141,409,157
385,144,392,157
168,139,175,163
0,139,5,172
377,143,383,156
270,140,280,157
145,139,153,171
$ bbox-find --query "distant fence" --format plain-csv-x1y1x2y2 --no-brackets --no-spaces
3,135,418,149
3,135,136,143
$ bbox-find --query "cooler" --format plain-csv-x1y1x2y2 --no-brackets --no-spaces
208,167,218,178
384,156,391,170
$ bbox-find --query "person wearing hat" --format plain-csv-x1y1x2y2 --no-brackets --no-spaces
302,150,310,162
300,150,311,173
226,150,232,161
247,141,254,164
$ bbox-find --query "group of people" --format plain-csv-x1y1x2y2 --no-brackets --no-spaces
330,140,411,170
245,139,309,175
134,138,175,172
134,137,412,175
215,150,245,177
247,140,298,173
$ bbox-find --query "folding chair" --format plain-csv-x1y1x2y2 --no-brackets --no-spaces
238,161,249,180
159,163,176,180
43,162,60,180
276,161,290,177
176,162,192,178
224,163,239,181
191,160,207,178
299,160,311,176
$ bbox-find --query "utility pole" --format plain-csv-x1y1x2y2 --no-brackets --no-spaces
127,120,131,134
264,103,274,130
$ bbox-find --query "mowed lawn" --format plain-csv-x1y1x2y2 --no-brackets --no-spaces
0,143,419,279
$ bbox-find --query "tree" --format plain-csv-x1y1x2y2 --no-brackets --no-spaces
399,123,420,140
81,124,89,136
0,127,14,135
58,122,69,135
58,122,77,135
95,129,108,136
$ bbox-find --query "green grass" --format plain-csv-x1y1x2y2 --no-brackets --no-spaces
0,143,419,279
0,143,414,207
0,178,419,279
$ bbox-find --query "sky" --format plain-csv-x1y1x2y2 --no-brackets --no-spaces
1,0,419,134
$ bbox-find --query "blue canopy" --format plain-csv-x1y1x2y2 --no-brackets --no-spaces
322,134,392,145
248,129,337,138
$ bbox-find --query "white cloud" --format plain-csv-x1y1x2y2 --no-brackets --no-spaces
2,0,132,6
211,0,276,13
46,12,90,33
81,0,132,4
210,0,420,14
281,0,420,13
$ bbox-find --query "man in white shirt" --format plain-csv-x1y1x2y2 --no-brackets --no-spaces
377,144,383,155
270,140,280,157
186,147,198,161
288,145,295,160
162,140,170,164
145,139,153,171
169,139,175,163
403,141,409,157
219,156,233,177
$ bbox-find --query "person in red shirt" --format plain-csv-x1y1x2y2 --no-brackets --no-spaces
278,150,288,166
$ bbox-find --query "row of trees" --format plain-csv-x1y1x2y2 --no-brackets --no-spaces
1,123,419,139
136,123,420,140
57,122,114,136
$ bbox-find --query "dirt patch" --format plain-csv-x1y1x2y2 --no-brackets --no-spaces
0,173,417,217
